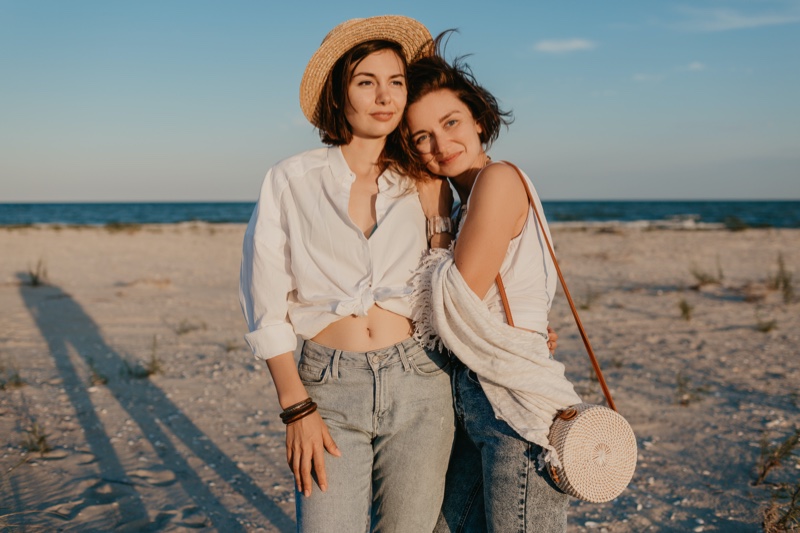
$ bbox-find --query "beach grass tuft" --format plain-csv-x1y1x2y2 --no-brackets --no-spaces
104,221,142,234
675,371,708,406
755,316,778,333
689,257,724,289
22,421,51,456
223,339,243,353
723,216,749,231
767,254,794,304
2,223,35,231
578,285,600,310
121,359,150,379
759,430,800,532
145,336,163,376
762,482,800,533
741,282,769,303
26,259,48,287
0,362,26,390
754,429,800,486
174,319,207,336
86,357,108,386
678,298,694,321
121,336,163,379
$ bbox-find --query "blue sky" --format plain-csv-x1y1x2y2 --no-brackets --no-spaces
1,0,798,201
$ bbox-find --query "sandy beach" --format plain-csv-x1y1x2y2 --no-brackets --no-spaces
1,223,798,532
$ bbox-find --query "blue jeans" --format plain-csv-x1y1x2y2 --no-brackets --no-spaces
295,338,456,533
435,361,568,533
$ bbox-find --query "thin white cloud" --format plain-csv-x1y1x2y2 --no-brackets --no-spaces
591,89,618,97
533,39,597,53
675,6,800,32
687,62,706,72
632,73,664,83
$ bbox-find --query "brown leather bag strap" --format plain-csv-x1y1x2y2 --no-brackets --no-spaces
494,272,515,327
494,161,617,411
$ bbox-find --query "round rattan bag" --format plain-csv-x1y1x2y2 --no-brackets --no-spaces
547,403,637,503
498,162,638,503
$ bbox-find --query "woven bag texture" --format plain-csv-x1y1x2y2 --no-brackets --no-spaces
548,403,637,503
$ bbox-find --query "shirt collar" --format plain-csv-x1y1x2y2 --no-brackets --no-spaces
327,146,355,187
379,167,404,192
327,146,406,192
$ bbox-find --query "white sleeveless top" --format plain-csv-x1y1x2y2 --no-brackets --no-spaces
458,163,556,335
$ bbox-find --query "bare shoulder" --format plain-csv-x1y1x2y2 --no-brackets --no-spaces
470,162,528,212
474,162,526,195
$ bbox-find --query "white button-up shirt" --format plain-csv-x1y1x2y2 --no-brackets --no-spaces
240,146,426,360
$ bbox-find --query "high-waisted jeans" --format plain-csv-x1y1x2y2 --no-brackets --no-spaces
435,361,568,533
295,338,456,533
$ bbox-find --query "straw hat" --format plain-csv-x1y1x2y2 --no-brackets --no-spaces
299,15,432,127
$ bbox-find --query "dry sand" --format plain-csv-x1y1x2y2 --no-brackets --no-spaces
1,223,798,532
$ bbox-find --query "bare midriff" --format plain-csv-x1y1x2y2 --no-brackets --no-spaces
311,305,413,352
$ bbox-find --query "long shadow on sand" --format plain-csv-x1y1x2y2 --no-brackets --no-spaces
18,277,294,532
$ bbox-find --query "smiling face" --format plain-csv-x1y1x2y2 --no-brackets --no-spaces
406,88,485,179
344,48,407,141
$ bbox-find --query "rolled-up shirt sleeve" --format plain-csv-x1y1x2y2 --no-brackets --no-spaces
239,168,297,360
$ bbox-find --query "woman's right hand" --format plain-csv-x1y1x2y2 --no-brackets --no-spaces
265,352,342,497
286,410,341,497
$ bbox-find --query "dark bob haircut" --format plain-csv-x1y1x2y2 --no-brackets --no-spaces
399,31,513,177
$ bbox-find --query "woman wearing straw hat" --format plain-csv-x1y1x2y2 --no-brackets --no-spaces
239,16,457,532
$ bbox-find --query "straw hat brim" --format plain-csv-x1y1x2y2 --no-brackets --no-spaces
299,15,432,127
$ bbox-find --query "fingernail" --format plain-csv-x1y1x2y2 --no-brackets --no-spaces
304,489,311,497
320,484,327,492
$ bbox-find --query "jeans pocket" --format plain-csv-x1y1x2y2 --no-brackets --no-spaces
409,347,451,376
297,354,330,386
465,368,481,387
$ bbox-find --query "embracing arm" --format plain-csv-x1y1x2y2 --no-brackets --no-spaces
453,163,529,299
455,164,559,353
416,174,455,249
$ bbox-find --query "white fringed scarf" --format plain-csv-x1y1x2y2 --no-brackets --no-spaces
411,248,582,467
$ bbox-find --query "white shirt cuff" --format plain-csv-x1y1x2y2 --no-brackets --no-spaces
244,323,298,361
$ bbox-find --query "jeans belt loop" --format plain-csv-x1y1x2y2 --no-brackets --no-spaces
332,349,342,380
397,342,412,372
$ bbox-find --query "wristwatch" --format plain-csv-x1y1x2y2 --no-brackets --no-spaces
426,216,455,243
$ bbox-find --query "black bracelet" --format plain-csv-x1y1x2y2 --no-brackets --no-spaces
279,397,313,421
283,402,318,425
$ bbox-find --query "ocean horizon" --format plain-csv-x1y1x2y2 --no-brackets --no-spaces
1,200,799,229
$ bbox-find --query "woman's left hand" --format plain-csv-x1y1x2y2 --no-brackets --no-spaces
416,173,453,219
547,326,558,354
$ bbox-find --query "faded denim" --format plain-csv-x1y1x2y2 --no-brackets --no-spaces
295,338,455,533
435,361,568,533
